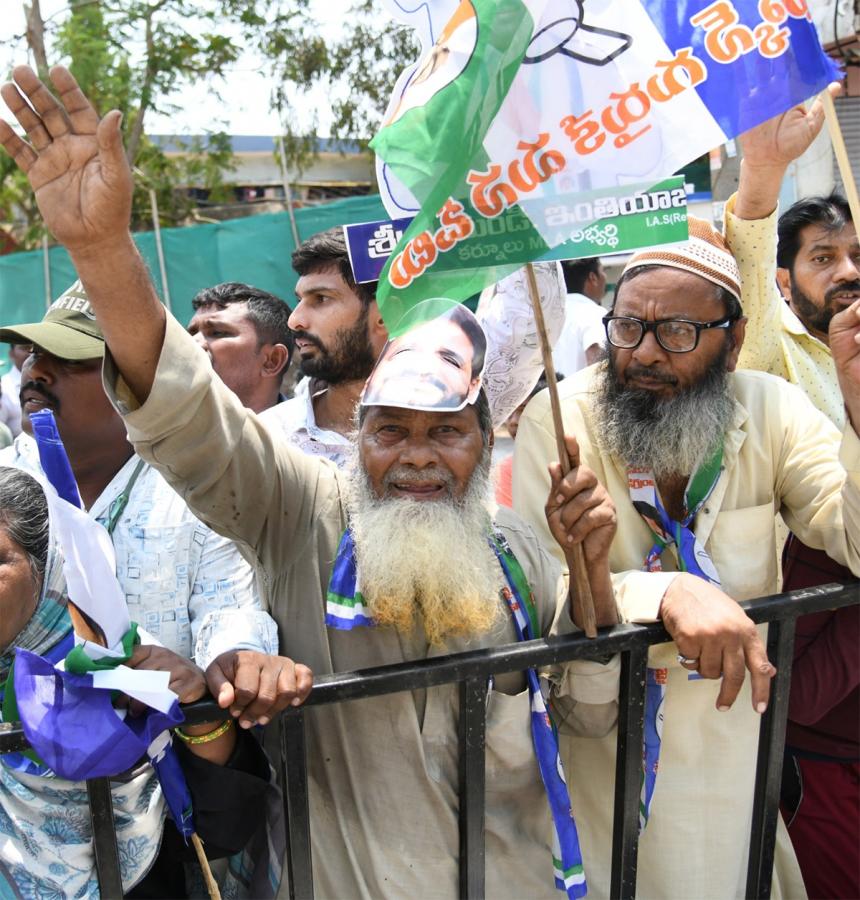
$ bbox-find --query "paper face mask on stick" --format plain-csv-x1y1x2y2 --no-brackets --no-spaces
361,300,487,412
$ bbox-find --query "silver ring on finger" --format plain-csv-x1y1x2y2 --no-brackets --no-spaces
677,653,699,668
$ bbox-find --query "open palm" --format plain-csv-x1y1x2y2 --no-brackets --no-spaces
0,66,132,253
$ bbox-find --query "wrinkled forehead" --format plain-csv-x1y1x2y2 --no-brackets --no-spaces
190,301,252,326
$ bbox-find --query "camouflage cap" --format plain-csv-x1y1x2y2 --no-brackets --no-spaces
0,281,104,360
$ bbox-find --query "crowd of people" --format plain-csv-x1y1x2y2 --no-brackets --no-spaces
0,63,855,900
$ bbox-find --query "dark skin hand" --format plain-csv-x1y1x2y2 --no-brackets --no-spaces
123,644,237,764
206,650,313,729
544,434,619,628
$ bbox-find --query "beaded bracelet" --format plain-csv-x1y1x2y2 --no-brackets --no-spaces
175,718,234,745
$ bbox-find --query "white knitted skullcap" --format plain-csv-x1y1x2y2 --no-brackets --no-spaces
622,217,741,302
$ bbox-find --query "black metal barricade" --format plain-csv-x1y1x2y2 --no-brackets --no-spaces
1,582,857,899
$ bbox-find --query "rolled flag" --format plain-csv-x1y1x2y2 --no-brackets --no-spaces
371,0,840,332
29,408,81,508
13,649,183,781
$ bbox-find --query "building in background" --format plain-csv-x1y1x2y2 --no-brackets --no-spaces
152,134,374,220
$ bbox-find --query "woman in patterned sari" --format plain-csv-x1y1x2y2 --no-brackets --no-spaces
0,466,275,898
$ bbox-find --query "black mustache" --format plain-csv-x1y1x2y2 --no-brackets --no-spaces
825,282,860,303
291,330,324,350
20,380,60,411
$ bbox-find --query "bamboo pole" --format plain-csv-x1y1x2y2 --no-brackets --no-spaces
41,233,51,310
524,263,598,638
822,89,860,227
192,834,222,900
148,188,172,313
277,134,301,249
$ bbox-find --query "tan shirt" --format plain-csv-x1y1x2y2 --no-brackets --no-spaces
513,364,860,898
104,314,617,900
725,192,843,427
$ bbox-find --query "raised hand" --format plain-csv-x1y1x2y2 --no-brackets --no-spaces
830,299,860,433
0,65,132,254
734,81,841,220
739,82,840,171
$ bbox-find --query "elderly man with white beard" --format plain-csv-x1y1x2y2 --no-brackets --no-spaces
0,66,624,899
513,218,860,899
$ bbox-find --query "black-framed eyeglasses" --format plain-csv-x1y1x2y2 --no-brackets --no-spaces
603,314,737,354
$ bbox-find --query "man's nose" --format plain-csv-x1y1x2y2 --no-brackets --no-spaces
833,251,860,283
23,354,55,384
631,329,668,367
398,435,440,469
288,302,308,333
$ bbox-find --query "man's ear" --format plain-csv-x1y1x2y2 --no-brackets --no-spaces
261,343,289,378
367,300,389,356
776,267,792,301
726,317,747,371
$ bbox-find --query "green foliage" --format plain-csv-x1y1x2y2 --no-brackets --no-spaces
1,0,421,247
260,0,419,173
2,0,254,247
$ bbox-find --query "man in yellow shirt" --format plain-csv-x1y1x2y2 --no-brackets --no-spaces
725,85,852,427
724,91,860,900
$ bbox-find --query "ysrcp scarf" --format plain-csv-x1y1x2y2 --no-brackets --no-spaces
326,523,588,898
628,444,723,828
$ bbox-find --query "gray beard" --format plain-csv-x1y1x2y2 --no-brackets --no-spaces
593,353,735,479
342,448,503,645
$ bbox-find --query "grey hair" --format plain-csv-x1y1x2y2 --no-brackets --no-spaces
0,467,49,580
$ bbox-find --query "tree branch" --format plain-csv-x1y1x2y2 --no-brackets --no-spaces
23,0,49,80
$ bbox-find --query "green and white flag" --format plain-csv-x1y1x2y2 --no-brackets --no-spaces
371,0,837,333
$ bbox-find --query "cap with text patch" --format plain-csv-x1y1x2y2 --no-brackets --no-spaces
0,281,104,360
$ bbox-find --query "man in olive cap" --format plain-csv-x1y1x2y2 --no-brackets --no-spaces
0,282,312,726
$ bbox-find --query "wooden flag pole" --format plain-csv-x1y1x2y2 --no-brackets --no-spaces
524,263,598,638
192,834,222,900
822,89,860,227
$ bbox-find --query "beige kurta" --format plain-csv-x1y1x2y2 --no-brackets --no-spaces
513,363,860,899
103,314,618,900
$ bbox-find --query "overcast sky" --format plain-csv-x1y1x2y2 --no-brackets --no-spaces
0,0,366,136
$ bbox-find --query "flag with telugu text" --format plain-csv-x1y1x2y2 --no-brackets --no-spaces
371,0,839,333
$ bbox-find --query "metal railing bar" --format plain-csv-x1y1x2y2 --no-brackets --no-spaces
458,676,488,899
745,617,797,899
281,709,314,900
86,777,124,898
0,585,853,756
610,645,649,900
0,581,855,900
278,583,858,712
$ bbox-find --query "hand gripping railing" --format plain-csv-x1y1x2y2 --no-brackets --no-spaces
0,582,857,899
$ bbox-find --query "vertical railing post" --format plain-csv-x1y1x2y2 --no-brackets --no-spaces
610,645,649,900
459,676,488,899
746,618,797,899
86,777,124,898
280,709,314,900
